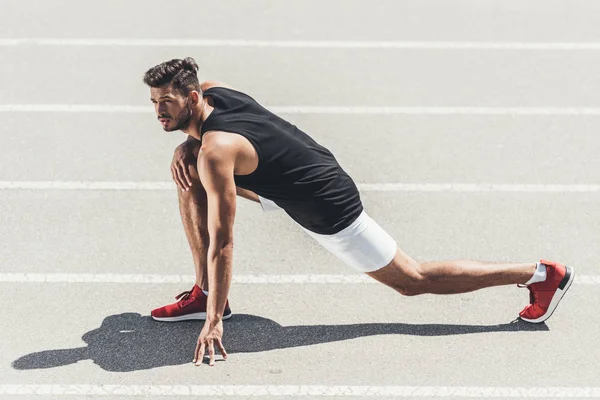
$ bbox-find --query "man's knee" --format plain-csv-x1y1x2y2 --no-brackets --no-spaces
367,255,427,296
368,257,428,296
394,269,427,296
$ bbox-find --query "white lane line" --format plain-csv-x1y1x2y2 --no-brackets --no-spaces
0,273,370,284
0,273,597,284
4,104,600,115
272,106,600,116
358,183,600,193
0,181,174,190
4,38,600,50
2,181,600,193
1,385,600,397
0,104,148,113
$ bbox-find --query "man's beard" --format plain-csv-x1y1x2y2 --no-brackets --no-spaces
163,104,193,132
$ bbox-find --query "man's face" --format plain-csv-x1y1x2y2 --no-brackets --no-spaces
150,85,193,132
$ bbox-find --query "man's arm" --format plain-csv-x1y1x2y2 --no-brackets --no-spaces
192,134,237,366
197,138,237,323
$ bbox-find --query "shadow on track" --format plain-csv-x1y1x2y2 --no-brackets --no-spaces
12,313,547,372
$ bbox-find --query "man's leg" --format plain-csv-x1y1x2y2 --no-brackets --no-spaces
367,247,574,323
366,247,536,296
152,162,234,322
178,173,260,290
154,161,263,321
177,163,210,290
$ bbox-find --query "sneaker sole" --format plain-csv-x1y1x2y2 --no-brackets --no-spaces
520,266,574,323
152,311,233,322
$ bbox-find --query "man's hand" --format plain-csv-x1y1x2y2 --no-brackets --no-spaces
194,319,227,367
171,141,200,192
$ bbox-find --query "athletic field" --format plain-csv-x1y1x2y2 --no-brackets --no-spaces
1,1,599,398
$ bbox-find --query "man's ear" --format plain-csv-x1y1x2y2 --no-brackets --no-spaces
189,90,200,106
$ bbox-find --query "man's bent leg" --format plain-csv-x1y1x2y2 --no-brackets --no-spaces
179,173,262,290
366,247,536,296
152,162,234,322
178,163,210,290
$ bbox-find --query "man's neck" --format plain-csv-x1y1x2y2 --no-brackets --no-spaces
182,98,211,141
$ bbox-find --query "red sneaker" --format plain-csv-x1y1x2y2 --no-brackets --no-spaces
151,284,232,322
519,260,574,323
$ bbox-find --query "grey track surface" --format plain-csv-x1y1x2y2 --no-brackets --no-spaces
1,1,600,399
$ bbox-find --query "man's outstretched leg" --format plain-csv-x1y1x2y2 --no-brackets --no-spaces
367,247,574,323
151,163,232,322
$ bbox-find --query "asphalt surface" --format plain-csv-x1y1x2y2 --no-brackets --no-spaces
1,1,599,399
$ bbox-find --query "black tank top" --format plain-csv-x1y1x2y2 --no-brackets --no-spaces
200,87,363,235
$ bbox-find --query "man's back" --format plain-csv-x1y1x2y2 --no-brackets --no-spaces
200,86,363,235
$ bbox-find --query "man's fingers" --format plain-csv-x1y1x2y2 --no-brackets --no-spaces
193,340,201,364
194,342,205,366
183,163,194,187
174,166,185,190
208,341,215,367
170,167,182,191
174,166,189,191
217,339,228,360
172,166,186,191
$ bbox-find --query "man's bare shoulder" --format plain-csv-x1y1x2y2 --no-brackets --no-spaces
201,131,258,176
200,81,237,92
201,131,241,156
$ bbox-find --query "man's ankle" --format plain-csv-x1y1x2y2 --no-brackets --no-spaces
523,262,547,285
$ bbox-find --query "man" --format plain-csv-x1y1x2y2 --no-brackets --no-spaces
143,57,574,367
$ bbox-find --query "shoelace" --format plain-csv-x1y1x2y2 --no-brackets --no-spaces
175,289,195,307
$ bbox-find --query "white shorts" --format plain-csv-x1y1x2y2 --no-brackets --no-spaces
258,196,397,273
301,211,397,273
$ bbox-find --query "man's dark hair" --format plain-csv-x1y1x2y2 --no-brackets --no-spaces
143,57,201,96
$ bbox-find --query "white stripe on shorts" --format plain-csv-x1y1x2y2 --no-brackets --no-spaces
301,211,397,273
